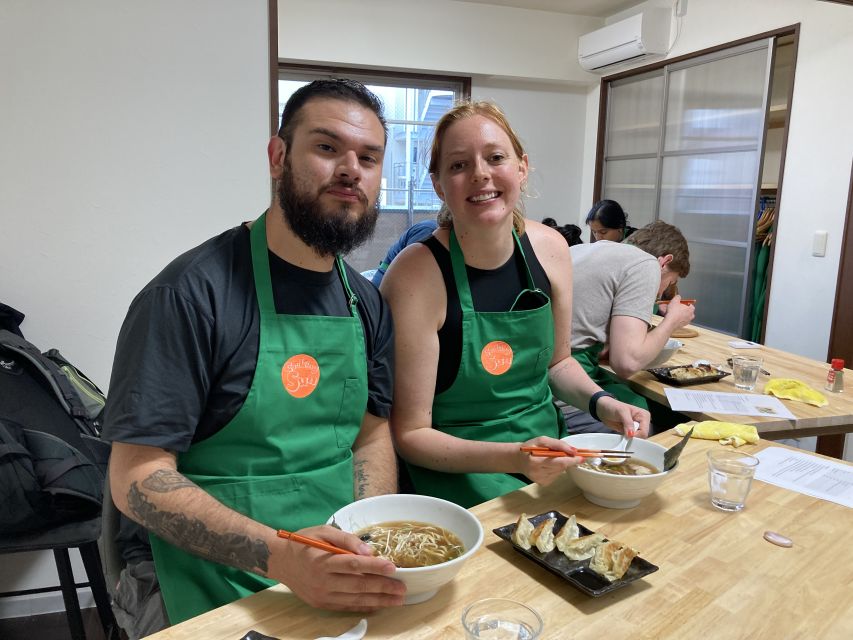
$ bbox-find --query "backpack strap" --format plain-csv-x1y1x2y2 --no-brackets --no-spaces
0,330,99,436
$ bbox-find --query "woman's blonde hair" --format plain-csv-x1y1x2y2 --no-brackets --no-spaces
429,100,527,235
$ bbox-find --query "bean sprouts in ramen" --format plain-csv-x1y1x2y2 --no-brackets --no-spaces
579,459,659,476
355,521,464,568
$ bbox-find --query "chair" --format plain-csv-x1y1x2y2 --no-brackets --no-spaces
0,516,120,640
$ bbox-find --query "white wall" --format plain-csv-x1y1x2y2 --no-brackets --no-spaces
0,0,269,615
586,0,853,361
279,0,602,84
472,79,590,223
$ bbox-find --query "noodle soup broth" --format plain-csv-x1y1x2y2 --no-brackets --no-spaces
355,521,465,568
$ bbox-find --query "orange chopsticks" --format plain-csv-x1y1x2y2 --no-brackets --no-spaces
655,299,696,305
520,446,632,458
276,530,355,555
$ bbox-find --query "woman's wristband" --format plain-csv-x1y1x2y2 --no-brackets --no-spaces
589,390,615,422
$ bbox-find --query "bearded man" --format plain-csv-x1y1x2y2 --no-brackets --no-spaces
103,80,405,629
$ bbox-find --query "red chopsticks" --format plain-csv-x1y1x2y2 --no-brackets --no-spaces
655,298,696,305
276,530,355,555
520,446,633,459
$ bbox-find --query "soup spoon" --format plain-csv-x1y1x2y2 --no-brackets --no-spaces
313,618,368,640
595,422,638,466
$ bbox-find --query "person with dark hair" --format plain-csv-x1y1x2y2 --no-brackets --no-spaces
371,219,439,286
585,199,637,242
102,79,405,624
542,217,583,247
569,220,695,421
380,101,649,509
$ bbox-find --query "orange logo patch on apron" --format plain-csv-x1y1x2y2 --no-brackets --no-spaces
282,354,320,398
480,340,513,375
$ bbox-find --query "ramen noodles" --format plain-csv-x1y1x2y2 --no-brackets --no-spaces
578,459,659,476
355,521,464,568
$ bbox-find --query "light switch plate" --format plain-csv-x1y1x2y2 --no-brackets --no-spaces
812,230,828,257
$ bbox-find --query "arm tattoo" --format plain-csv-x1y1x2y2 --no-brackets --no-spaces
353,458,369,499
128,471,270,575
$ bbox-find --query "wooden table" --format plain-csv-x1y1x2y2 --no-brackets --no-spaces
144,433,853,640
627,321,853,458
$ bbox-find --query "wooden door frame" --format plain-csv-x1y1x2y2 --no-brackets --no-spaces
827,157,853,365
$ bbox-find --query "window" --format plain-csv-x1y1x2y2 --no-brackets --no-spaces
278,66,469,273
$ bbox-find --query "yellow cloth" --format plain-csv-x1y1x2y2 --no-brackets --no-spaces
764,378,828,407
674,421,759,447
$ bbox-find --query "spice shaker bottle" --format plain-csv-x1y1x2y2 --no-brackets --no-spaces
825,358,844,393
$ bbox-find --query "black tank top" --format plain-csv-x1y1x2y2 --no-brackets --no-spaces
423,233,552,394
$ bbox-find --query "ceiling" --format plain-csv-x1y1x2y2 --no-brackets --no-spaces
448,0,643,17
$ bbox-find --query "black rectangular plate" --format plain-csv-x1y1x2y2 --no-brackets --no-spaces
646,364,730,386
492,511,658,597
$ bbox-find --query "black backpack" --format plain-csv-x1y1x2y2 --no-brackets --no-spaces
0,330,110,535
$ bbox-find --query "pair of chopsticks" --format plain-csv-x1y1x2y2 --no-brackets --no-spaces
277,529,355,555
520,446,633,459
655,298,696,305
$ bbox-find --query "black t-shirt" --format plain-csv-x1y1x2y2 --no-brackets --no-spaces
423,233,552,394
102,223,394,452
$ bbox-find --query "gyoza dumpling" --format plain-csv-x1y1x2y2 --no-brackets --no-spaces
555,514,580,553
531,517,557,553
589,540,639,581
561,532,606,561
511,513,535,550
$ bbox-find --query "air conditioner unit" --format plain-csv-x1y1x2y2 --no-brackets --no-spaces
578,8,671,73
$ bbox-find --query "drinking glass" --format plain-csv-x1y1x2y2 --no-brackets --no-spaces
707,449,759,511
732,355,762,391
461,598,543,640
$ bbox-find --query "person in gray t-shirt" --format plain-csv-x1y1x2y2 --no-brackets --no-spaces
569,221,695,413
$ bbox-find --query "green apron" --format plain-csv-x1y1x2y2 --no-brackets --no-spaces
571,342,648,410
150,212,368,624
407,230,563,509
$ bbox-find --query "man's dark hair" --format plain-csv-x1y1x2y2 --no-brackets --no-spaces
277,78,387,147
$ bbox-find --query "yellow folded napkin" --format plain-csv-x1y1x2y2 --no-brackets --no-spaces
764,378,828,407
674,421,759,447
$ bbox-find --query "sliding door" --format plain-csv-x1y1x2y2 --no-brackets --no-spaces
659,41,773,335
600,40,773,336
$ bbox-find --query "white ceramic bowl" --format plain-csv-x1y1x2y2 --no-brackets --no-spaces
562,433,674,509
646,338,683,369
328,494,484,604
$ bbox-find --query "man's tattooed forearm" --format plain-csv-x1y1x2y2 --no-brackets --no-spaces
141,468,196,492
127,478,270,574
354,459,369,499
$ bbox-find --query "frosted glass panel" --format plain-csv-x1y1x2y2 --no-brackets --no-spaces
676,242,747,335
659,152,757,244
607,73,665,156
602,158,658,229
665,47,769,152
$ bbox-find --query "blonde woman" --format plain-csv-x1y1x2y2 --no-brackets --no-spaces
381,101,649,508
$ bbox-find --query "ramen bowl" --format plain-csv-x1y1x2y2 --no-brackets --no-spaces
562,433,674,509
646,338,683,369
329,494,484,604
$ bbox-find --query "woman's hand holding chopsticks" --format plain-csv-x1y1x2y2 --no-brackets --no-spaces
518,436,584,486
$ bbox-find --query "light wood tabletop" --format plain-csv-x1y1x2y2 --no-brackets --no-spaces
627,320,853,458
143,433,853,640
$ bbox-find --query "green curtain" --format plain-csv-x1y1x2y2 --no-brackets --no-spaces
750,241,770,342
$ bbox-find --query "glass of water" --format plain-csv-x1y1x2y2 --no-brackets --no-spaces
732,355,762,391
461,598,543,640
707,449,760,512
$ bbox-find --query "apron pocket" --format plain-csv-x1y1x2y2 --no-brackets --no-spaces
333,377,363,448
535,346,554,372
200,475,302,524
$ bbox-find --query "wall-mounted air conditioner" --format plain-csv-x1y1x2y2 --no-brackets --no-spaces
578,8,671,73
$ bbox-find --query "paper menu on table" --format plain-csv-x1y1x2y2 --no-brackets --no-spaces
754,447,853,509
664,389,797,420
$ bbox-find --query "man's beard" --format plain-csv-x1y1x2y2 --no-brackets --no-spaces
277,157,380,257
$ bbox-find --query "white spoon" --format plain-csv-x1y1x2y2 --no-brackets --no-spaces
314,618,368,640
596,422,638,466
